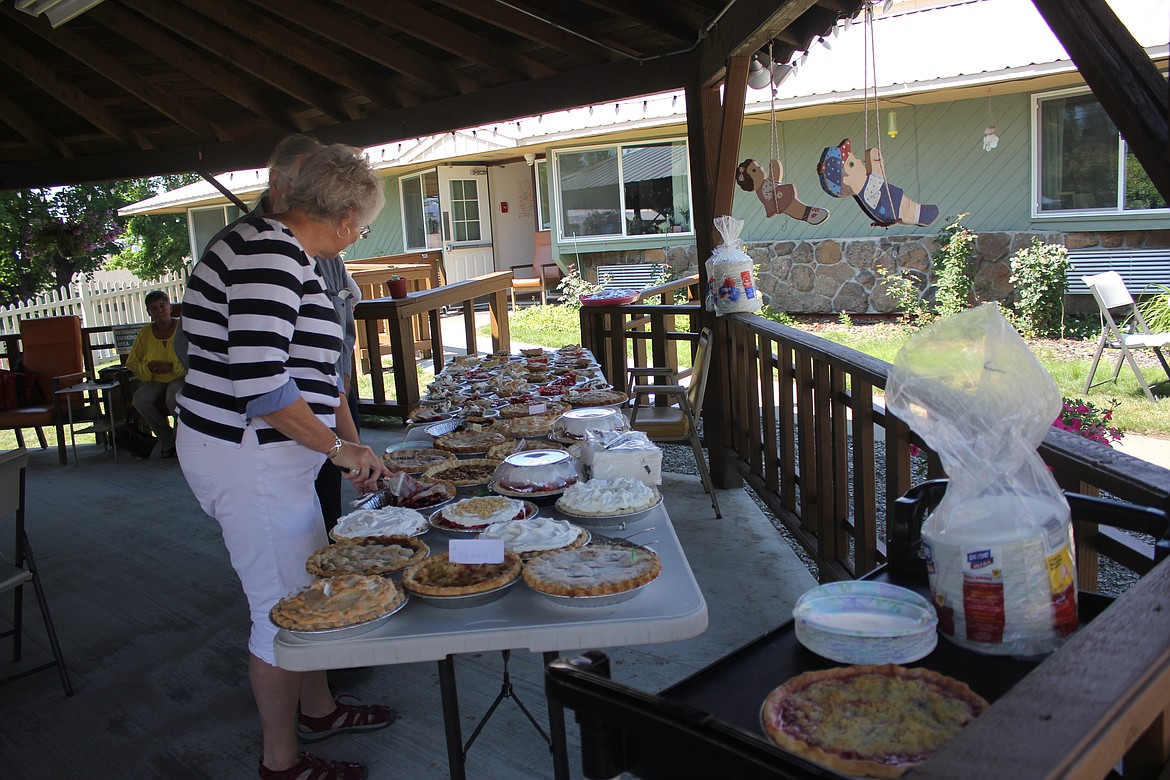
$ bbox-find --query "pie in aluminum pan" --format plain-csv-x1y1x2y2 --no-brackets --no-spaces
423,458,503,487
305,535,430,577
760,664,989,778
566,388,629,407
521,543,661,597
493,413,558,438
433,429,510,454
401,551,522,596
271,574,404,632
382,447,456,474
498,401,570,419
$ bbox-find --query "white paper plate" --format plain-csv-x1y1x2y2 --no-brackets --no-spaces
793,581,938,664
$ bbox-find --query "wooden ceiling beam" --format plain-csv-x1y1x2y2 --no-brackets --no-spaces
697,0,822,86
454,0,642,60
125,0,353,123
2,6,227,143
342,0,554,81
249,0,480,95
432,0,616,62
0,30,152,151
577,0,698,44
0,92,73,159
183,0,417,111
88,3,302,134
1031,0,1170,203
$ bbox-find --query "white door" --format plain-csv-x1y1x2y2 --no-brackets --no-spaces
437,165,494,283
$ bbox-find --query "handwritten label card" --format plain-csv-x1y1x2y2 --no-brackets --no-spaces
449,538,505,564
528,403,548,415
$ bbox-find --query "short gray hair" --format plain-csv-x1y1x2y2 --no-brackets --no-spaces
267,134,322,175
283,144,385,225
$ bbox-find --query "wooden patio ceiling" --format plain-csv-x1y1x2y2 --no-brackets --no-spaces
0,0,869,190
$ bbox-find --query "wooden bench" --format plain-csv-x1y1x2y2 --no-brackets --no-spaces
594,263,665,291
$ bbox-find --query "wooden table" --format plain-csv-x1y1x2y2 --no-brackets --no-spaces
350,263,436,369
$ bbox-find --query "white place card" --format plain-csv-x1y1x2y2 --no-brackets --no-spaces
449,538,505,564
529,403,548,415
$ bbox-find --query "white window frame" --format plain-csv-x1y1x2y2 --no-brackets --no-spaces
1031,84,1169,219
552,137,694,242
534,158,551,232
399,168,442,251
187,203,244,260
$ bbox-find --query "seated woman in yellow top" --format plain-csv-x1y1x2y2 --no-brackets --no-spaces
126,290,186,458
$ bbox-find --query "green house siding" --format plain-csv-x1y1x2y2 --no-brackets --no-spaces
346,179,404,260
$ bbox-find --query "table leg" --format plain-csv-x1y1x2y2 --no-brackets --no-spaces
106,388,118,462
437,656,466,780
544,651,571,780
67,398,77,466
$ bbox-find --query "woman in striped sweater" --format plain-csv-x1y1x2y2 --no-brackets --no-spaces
177,144,391,780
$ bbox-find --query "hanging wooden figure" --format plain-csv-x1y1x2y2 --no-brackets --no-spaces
817,139,939,227
736,158,829,224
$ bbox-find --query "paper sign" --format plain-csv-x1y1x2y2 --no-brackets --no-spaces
529,403,548,415
449,538,505,564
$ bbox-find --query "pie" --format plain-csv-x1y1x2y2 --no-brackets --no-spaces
760,664,989,778
566,388,628,407
401,551,522,596
270,574,404,632
409,405,452,423
487,438,567,460
522,544,661,597
382,447,455,474
365,474,457,509
433,429,510,454
493,413,558,438
423,458,502,487
432,496,530,531
498,400,569,419
305,535,430,576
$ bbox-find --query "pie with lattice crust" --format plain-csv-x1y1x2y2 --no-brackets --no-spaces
401,551,522,596
305,535,430,576
433,429,509,454
760,664,988,778
522,544,661,597
270,574,403,632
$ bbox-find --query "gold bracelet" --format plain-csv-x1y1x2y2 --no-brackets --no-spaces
325,436,344,460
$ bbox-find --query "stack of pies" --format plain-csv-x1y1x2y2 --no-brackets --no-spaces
382,447,455,474
305,536,430,576
271,574,403,632
434,429,510,455
522,544,662,598
401,551,522,597
760,665,988,778
423,458,502,489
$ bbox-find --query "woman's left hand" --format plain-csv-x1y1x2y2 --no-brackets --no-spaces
331,440,389,493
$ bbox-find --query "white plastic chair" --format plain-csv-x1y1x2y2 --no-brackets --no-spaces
1082,271,1170,402
0,448,72,695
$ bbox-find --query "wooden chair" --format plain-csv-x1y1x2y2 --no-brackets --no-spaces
0,316,88,465
1082,271,1170,401
0,448,72,696
626,327,720,518
509,231,561,309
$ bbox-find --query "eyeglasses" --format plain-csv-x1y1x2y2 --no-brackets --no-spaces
358,225,370,240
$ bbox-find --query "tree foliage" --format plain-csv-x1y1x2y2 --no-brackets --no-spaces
0,174,198,307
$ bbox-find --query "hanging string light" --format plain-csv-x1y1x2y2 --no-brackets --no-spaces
983,94,1000,151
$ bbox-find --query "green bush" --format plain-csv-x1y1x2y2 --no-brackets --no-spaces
933,214,976,318
876,265,933,326
1009,237,1070,338
554,264,602,308
758,304,796,326
1139,284,1170,333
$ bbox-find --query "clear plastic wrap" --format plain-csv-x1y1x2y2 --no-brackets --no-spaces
705,216,761,315
886,304,1078,656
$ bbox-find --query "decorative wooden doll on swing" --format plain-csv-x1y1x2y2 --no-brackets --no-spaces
816,4,939,228
736,43,830,226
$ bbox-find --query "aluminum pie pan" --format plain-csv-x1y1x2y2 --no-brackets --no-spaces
274,594,409,641
531,579,652,608
555,493,663,527
408,576,520,609
427,500,539,538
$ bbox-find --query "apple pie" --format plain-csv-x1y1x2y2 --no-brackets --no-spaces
498,401,569,419
305,535,430,576
522,544,661,597
433,429,510,454
493,413,558,438
271,574,404,632
401,551,522,596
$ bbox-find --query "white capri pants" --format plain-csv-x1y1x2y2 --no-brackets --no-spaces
177,421,326,666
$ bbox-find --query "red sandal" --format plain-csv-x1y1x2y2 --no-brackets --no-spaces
297,694,397,743
258,751,367,780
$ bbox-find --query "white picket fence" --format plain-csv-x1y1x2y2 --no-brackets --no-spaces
0,271,187,361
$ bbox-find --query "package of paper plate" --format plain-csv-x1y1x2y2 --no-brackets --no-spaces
885,304,1078,657
704,216,761,316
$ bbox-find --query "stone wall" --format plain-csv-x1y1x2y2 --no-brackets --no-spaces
569,229,1170,314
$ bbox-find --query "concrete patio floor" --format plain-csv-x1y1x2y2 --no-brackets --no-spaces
0,425,815,780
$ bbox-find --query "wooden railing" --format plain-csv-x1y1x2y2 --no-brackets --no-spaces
353,271,512,418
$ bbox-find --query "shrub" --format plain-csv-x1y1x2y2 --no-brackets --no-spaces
933,214,976,319
554,264,602,308
1010,237,1070,338
758,304,796,326
876,265,933,326
1138,284,1170,333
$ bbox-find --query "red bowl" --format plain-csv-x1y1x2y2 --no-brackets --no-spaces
581,289,639,307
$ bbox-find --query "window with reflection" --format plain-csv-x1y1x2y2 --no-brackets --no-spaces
400,170,441,250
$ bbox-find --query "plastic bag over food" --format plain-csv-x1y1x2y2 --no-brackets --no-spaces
886,304,1077,656
705,216,761,316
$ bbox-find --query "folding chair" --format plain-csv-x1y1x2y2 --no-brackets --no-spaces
0,448,72,695
1082,271,1170,402
626,328,721,518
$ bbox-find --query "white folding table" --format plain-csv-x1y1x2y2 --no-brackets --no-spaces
274,504,707,780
